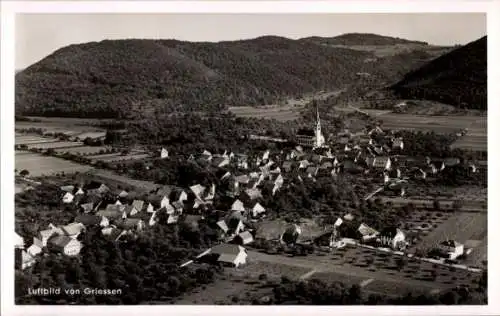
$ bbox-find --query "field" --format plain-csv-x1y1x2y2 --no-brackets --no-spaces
229,105,302,122
376,113,487,151
54,146,111,156
245,245,481,297
26,141,84,150
406,212,487,265
228,90,344,121
15,135,62,145
15,151,93,177
91,153,150,163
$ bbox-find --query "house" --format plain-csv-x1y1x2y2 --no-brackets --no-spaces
392,138,404,150
118,190,129,198
156,186,174,200
101,227,127,242
203,184,216,202
282,161,294,173
146,203,155,213
85,182,110,196
235,154,249,169
60,185,75,193
48,235,82,256
216,220,230,234
15,249,37,270
248,201,266,218
233,231,254,245
231,199,245,213
444,158,461,168
209,243,248,267
212,156,230,168
159,195,170,209
378,227,406,250
160,147,169,159
171,201,184,214
75,214,109,227
240,188,263,202
80,202,95,213
366,157,391,170
38,227,59,247
235,174,251,186
27,239,43,257
190,184,206,201
96,208,126,221
171,189,188,203
14,232,24,249
357,223,379,242
123,205,139,217
299,160,310,169
117,218,145,232
437,240,464,260
60,223,86,239
305,166,319,178
115,200,123,206
62,192,74,204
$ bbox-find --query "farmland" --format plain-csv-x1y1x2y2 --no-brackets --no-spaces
228,89,345,121
229,105,302,122
54,146,111,156
375,113,487,151
15,151,93,177
26,141,84,150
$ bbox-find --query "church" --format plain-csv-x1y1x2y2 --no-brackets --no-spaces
295,107,327,149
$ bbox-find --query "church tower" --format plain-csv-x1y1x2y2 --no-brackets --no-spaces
314,105,325,149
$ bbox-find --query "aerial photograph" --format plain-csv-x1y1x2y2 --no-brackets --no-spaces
13,12,487,305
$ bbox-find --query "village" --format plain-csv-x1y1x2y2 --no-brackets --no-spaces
13,107,487,303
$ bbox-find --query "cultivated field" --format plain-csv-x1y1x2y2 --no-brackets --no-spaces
91,153,150,163
376,113,487,151
246,246,480,297
54,146,111,156
26,141,84,150
407,212,487,264
15,135,62,145
229,105,302,122
15,151,93,177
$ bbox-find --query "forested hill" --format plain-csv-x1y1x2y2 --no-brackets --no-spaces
390,36,487,110
16,34,443,118
300,33,428,46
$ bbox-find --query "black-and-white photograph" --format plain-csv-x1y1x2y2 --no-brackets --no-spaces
4,4,491,310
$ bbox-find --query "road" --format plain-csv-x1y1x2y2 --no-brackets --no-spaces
247,250,452,292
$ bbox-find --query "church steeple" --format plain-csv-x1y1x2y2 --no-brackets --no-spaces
314,104,325,149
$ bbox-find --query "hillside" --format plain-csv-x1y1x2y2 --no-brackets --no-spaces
301,33,428,46
390,36,487,110
16,35,447,118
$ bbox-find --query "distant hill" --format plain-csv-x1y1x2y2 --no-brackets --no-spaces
301,33,428,46
390,36,487,110
16,34,448,118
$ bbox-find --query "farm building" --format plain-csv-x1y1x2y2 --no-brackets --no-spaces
357,223,379,242
14,232,24,249
74,214,109,227
48,235,82,256
437,240,464,260
15,249,36,270
233,231,254,245
209,243,248,267
377,227,406,250
59,223,86,239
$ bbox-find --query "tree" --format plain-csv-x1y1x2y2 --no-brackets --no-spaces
19,169,30,177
